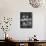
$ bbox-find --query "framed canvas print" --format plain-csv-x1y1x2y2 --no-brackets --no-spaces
20,12,32,28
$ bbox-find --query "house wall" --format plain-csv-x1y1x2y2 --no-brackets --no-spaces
0,0,46,40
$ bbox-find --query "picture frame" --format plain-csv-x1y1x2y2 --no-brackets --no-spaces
20,12,32,28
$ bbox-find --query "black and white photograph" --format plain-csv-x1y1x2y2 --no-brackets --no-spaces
20,12,32,28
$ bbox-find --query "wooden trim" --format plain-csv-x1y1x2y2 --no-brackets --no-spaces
0,40,5,41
